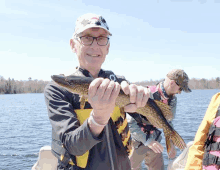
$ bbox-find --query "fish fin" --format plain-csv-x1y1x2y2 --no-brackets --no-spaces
120,107,125,114
120,107,126,118
165,135,172,158
169,130,187,151
79,95,86,109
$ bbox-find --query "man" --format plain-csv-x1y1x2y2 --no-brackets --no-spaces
128,69,191,170
44,13,150,170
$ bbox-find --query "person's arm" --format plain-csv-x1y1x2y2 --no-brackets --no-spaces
125,85,163,150
169,96,177,126
87,74,129,136
87,78,120,136
185,93,220,170
44,82,105,156
126,114,153,145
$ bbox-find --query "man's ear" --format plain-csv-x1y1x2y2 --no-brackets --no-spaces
170,80,175,86
106,43,110,54
70,39,76,53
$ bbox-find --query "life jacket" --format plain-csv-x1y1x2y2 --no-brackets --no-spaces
51,68,132,169
203,104,220,167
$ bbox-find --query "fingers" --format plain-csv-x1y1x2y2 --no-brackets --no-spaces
129,84,138,103
96,79,112,100
136,86,145,108
101,80,115,101
141,88,150,107
168,149,176,159
89,78,119,101
89,78,104,98
121,82,150,109
121,81,130,95
148,141,164,153
109,82,120,102
124,104,137,113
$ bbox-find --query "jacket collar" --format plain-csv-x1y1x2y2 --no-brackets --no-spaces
76,67,104,78
161,81,173,99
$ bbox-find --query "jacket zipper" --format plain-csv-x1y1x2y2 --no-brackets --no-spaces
106,124,115,170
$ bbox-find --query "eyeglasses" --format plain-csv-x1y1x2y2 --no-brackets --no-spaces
78,36,109,46
175,82,183,92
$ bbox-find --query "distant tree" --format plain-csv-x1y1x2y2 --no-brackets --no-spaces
11,78,17,94
216,77,220,88
5,78,12,94
0,75,219,95
0,76,5,94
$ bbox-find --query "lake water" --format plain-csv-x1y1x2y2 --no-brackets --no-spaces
0,89,219,170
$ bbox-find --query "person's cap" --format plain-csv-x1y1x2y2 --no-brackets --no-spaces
73,13,112,37
167,69,191,93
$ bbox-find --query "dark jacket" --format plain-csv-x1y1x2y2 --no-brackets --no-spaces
44,68,132,170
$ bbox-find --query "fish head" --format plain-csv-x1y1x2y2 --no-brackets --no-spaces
51,75,93,95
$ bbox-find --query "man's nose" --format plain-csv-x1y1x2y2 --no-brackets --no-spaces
90,38,99,48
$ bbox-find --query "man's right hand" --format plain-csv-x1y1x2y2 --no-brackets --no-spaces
88,78,120,125
148,141,164,153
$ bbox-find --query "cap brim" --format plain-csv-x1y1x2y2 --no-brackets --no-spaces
75,25,112,36
183,86,192,93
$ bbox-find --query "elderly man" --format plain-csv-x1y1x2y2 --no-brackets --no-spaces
128,69,191,170
44,13,150,170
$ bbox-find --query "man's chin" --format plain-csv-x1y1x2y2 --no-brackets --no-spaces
86,63,102,70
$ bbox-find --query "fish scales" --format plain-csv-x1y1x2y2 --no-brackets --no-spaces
51,75,186,156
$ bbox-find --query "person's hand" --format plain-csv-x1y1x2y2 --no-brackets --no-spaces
120,81,150,113
168,141,177,159
148,141,164,153
88,78,120,125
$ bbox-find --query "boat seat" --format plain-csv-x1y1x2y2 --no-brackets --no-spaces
32,146,58,170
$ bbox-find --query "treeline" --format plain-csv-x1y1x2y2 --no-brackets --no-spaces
0,76,220,95
134,77,220,90
0,76,50,94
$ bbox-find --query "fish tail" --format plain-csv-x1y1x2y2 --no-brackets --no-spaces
170,130,186,150
165,130,186,156
165,135,172,156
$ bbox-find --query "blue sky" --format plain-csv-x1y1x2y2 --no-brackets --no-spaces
1,0,220,82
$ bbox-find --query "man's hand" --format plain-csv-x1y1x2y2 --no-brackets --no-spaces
121,81,150,113
88,78,120,125
148,141,164,153
168,141,176,159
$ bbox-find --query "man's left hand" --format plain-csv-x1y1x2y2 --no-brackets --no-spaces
120,81,150,113
168,141,177,159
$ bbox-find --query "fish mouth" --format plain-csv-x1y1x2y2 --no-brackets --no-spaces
51,75,94,87
51,75,70,86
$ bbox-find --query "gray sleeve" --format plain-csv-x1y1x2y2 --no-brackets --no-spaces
168,96,177,127
126,114,155,146
44,82,105,156
170,96,177,119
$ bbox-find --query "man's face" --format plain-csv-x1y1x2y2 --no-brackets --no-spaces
172,81,182,95
168,80,182,95
70,28,110,71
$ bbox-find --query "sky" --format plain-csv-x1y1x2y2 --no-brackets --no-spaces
1,0,220,83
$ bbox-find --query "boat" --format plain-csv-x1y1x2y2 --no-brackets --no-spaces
32,141,193,170
167,141,193,170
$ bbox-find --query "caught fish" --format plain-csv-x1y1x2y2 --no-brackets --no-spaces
51,75,186,155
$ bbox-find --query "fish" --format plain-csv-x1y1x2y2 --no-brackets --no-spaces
51,74,186,155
